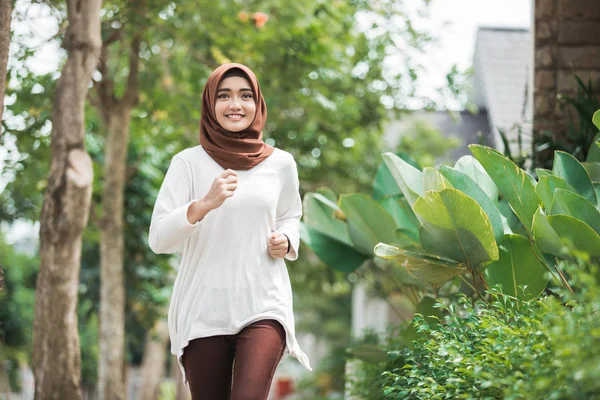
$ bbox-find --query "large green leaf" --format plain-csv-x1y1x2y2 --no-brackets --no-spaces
583,162,600,201
548,214,600,257
372,152,420,200
551,189,600,235
339,194,399,256
374,243,468,287
454,155,498,202
439,166,506,243
302,192,352,245
586,133,600,162
484,234,549,300
535,168,553,179
414,189,499,268
377,196,419,242
382,152,423,207
532,207,570,258
300,223,369,272
593,109,600,131
401,295,444,347
422,167,453,191
470,144,541,235
583,162,600,182
535,175,577,212
553,151,597,206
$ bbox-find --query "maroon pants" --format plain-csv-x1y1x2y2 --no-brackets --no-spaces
182,319,286,400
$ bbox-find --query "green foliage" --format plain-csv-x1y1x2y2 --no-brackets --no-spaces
0,232,37,391
347,262,600,399
378,265,600,399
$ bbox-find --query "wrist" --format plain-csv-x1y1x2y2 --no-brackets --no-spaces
187,199,211,224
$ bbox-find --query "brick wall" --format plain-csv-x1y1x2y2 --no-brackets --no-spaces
534,0,600,136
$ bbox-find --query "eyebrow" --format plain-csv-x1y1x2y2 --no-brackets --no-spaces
217,88,253,93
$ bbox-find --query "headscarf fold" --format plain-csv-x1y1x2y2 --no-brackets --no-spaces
199,63,274,170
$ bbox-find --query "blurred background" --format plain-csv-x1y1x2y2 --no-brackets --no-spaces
1,0,599,399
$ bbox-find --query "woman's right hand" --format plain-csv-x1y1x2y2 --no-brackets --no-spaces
186,169,238,224
202,169,238,211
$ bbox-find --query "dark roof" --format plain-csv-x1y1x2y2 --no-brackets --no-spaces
383,110,492,162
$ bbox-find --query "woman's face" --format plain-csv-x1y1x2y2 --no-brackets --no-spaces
215,76,256,133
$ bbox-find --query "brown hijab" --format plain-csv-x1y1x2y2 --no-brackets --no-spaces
199,63,274,170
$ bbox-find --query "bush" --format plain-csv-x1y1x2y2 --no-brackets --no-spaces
349,263,600,399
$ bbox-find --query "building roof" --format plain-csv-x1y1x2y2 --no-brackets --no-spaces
382,110,492,162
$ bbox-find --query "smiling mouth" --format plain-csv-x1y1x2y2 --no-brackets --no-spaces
226,114,245,120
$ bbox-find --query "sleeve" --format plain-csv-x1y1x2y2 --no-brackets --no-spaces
276,157,302,261
148,155,202,254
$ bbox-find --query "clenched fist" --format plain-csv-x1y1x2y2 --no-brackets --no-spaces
186,169,237,224
268,231,290,259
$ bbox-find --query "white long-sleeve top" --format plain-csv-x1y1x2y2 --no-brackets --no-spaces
149,145,311,382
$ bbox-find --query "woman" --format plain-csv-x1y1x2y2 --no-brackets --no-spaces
149,63,311,399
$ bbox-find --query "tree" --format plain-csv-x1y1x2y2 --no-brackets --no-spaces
0,0,12,126
0,0,14,289
91,1,146,397
32,0,102,398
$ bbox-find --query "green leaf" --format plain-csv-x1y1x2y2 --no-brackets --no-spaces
548,214,600,257
339,194,399,256
374,243,468,287
439,166,506,243
382,152,423,208
593,109,600,131
414,189,499,268
454,155,498,202
302,192,352,245
535,168,553,179
300,223,369,272
485,234,548,300
553,151,597,206
372,152,420,200
470,144,541,235
582,162,600,200
535,175,577,212
582,162,600,182
532,207,571,259
551,189,600,236
422,167,453,191
315,187,338,202
378,196,420,242
586,133,600,162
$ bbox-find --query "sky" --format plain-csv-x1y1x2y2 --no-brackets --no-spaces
412,0,532,106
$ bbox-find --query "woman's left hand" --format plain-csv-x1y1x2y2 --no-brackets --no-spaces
268,231,289,259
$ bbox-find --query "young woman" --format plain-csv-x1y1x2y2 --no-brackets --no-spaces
149,63,311,399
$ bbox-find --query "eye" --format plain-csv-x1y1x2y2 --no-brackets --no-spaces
217,94,228,99
242,93,254,100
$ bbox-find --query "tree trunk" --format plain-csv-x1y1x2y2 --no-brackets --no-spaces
138,319,170,400
32,0,102,399
95,30,141,400
0,0,12,126
0,0,14,291
97,109,131,400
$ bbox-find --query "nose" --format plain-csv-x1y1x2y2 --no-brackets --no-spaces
229,96,242,109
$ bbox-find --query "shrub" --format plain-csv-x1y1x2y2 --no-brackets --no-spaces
348,263,600,399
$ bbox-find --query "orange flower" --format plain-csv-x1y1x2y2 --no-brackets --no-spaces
238,11,249,23
252,12,269,28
